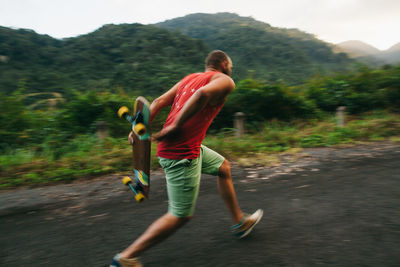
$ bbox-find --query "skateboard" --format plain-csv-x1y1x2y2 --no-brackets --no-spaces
118,96,151,203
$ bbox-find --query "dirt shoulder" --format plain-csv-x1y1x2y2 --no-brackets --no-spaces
1,141,398,216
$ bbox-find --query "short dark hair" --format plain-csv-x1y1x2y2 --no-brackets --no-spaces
205,50,229,69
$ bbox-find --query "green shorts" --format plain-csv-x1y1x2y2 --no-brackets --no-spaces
158,145,225,218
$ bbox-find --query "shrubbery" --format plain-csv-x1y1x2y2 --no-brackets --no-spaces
305,65,400,113
213,79,318,129
0,90,131,152
1,64,399,153
1,65,400,188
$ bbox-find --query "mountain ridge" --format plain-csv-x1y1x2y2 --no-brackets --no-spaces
0,12,361,96
0,23,209,95
335,40,381,57
335,40,400,66
156,13,353,83
387,42,400,52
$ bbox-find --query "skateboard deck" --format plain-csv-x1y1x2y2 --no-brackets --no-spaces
118,96,151,202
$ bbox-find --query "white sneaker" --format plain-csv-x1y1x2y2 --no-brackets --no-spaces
110,254,142,267
232,209,263,238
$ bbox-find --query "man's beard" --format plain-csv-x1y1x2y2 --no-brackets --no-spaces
222,68,231,76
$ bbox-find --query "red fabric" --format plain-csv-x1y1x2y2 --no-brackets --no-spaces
156,71,224,159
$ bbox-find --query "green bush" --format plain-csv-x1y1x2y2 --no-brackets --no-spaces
305,65,400,114
0,92,31,148
300,134,325,147
213,79,318,129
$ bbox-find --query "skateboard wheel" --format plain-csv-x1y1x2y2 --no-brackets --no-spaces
135,192,145,202
134,123,146,136
118,106,130,118
122,176,132,185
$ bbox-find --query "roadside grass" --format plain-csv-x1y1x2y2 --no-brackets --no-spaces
204,111,400,163
0,136,160,189
1,111,399,189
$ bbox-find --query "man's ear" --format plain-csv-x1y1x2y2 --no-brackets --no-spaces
220,60,228,71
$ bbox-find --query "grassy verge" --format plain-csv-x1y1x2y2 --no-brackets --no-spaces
204,110,400,164
1,111,399,189
0,136,160,189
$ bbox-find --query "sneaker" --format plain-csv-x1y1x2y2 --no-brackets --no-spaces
232,209,263,238
110,254,142,267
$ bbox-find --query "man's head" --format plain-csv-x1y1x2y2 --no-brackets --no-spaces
205,50,233,76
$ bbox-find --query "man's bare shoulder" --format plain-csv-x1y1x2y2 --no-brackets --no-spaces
210,72,235,89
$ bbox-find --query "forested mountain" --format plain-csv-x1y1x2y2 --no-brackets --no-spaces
0,24,208,96
335,40,381,58
387,43,400,53
1,13,358,97
376,42,400,65
156,13,354,84
335,41,400,67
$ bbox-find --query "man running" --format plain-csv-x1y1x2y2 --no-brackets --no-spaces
111,50,263,267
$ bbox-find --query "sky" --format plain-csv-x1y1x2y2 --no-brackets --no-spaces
1,0,399,50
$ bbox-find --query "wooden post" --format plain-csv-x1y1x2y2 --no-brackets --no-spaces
336,106,346,127
97,121,107,140
234,112,246,137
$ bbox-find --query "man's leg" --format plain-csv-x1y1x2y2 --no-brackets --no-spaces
119,156,201,260
200,145,244,224
218,159,244,224
201,145,263,235
120,213,190,259
218,159,264,238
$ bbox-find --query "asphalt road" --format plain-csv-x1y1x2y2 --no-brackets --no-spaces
1,143,400,266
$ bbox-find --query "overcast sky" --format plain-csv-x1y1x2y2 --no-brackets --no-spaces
1,0,399,50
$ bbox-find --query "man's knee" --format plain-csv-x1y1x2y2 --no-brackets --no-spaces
169,211,193,221
218,159,231,178
178,214,192,220
171,214,192,226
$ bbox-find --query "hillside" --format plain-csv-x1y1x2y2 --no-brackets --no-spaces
0,13,358,96
0,24,209,96
156,13,354,84
335,40,381,57
387,42,400,53
377,42,400,65
335,41,400,66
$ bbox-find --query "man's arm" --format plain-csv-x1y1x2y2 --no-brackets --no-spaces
149,81,180,123
153,73,235,141
173,74,234,128
129,82,180,144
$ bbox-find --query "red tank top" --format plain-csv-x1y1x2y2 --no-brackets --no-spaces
156,71,224,159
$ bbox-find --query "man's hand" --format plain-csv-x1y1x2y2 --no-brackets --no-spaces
152,124,180,142
128,131,135,145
